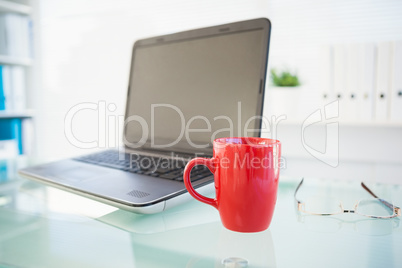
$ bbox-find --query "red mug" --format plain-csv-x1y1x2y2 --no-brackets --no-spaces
184,137,281,233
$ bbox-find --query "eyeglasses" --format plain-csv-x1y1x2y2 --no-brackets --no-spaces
294,178,401,219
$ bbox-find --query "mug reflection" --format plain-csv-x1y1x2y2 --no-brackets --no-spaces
214,227,276,268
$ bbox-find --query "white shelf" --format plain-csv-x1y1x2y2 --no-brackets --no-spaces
0,0,31,15
0,110,33,119
0,55,32,66
277,119,402,128
340,121,402,127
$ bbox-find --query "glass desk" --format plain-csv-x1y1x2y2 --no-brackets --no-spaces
0,159,401,268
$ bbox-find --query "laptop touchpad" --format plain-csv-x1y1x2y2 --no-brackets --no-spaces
53,167,105,182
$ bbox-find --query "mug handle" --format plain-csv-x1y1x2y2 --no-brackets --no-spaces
183,157,218,209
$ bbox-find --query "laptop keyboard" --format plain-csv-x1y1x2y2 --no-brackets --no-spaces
74,150,213,182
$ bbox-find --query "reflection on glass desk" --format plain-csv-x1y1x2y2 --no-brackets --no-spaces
0,160,401,268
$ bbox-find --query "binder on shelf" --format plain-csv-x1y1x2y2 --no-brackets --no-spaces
375,42,392,121
21,117,33,155
0,118,23,154
0,16,6,54
0,13,32,58
346,44,359,121
0,65,24,112
319,45,334,106
0,65,5,110
390,41,402,122
1,65,13,111
10,66,26,111
333,45,350,121
356,43,376,121
3,14,15,56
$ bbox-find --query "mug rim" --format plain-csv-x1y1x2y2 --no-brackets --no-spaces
213,137,280,147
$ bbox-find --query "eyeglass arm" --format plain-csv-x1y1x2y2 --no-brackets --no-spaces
361,182,378,198
361,182,401,216
294,178,304,210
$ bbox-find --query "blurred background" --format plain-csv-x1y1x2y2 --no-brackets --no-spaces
1,0,402,182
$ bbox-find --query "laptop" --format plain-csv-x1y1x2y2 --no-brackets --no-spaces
19,18,271,214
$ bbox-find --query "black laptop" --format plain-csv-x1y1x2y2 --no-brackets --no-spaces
19,18,271,214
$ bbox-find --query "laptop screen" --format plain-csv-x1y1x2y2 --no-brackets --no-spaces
125,21,269,155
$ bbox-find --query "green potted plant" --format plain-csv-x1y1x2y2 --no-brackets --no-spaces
265,68,302,120
270,69,300,87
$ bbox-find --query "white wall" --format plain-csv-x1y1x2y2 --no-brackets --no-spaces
33,0,402,182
